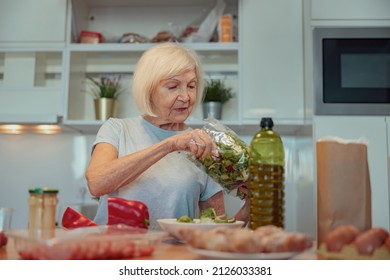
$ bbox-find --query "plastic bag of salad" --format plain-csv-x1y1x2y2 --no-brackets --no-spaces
189,117,249,199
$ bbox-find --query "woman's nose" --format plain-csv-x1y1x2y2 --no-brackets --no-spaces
177,87,190,101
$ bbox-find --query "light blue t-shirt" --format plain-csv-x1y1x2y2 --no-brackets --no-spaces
91,116,223,230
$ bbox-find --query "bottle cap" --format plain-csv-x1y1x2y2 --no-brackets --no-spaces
29,188,59,194
260,117,274,129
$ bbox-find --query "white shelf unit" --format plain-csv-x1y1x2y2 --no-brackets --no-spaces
64,0,241,132
0,0,312,135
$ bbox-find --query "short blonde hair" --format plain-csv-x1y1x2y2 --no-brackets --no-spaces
132,42,204,116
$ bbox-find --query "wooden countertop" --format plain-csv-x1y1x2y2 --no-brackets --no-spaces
0,236,318,260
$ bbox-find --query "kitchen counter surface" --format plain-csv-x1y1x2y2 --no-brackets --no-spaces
0,236,319,260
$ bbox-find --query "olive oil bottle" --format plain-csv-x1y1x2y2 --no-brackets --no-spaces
248,117,285,229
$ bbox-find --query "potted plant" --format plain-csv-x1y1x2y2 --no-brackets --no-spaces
87,74,123,121
202,78,234,119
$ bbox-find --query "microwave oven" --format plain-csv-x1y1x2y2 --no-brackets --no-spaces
314,27,390,115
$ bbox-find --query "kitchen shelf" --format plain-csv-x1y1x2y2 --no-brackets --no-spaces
66,44,238,74
65,46,239,123
65,0,240,130
64,120,245,134
68,42,239,52
63,119,312,137
70,0,239,42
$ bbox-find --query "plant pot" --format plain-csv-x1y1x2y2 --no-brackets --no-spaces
203,101,222,120
94,98,117,121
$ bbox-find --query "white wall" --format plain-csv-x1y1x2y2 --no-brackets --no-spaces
0,131,315,237
0,132,96,229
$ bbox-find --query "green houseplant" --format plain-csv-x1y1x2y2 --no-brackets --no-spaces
87,75,123,100
203,78,234,119
87,74,123,121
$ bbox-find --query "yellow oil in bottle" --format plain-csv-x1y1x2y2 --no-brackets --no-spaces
248,118,285,229
248,163,284,229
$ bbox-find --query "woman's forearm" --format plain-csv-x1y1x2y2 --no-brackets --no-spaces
86,141,172,196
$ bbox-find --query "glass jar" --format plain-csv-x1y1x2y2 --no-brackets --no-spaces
28,188,59,239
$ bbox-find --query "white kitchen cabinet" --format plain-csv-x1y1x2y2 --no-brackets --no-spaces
311,0,390,21
0,0,67,124
240,0,305,125
310,0,390,29
0,0,67,45
63,0,241,132
313,116,390,231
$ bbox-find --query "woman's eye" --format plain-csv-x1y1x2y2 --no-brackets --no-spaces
167,85,178,90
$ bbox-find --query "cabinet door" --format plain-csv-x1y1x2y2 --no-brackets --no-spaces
0,0,67,43
313,116,390,230
311,0,390,20
241,0,304,123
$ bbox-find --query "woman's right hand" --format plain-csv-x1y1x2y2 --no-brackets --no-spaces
169,129,218,160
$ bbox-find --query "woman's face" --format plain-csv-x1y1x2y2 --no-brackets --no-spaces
151,69,198,125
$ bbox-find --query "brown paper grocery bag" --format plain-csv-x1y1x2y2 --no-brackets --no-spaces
316,138,372,247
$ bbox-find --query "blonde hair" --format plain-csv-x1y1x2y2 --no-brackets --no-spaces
132,42,204,116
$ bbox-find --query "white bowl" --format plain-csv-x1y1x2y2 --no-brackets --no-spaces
157,218,245,240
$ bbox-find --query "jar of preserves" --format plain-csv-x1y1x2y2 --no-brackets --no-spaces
28,188,59,239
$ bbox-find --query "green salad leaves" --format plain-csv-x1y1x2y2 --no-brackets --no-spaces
200,208,236,223
190,118,249,199
176,208,236,224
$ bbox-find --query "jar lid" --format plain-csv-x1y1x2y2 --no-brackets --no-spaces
29,188,59,194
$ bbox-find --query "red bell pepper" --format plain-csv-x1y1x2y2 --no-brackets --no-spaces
61,207,98,229
107,197,149,229
0,231,8,247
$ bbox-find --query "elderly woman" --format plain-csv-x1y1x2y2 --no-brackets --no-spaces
85,42,248,230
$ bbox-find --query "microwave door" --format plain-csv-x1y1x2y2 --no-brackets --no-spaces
314,27,390,116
